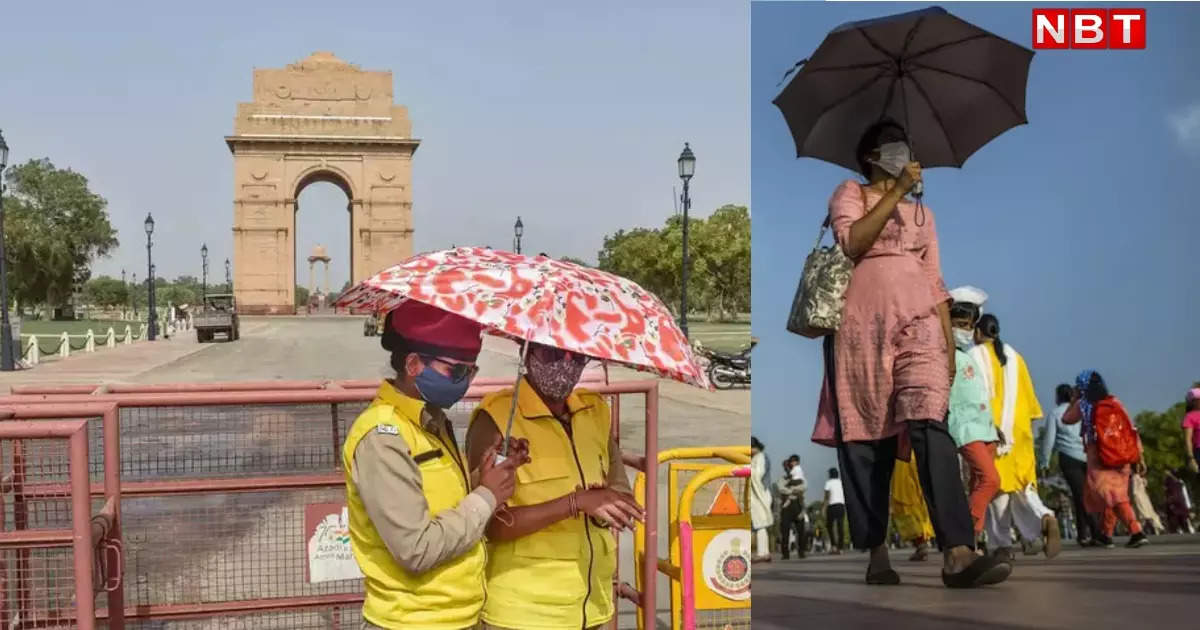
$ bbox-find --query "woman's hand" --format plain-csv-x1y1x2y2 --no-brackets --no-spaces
576,486,645,531
896,161,923,194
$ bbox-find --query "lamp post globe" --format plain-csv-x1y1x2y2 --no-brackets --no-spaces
676,142,695,340
514,216,524,254
0,130,14,370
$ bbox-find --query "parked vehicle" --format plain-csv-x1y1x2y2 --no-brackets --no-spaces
701,339,754,389
194,294,239,343
363,312,384,336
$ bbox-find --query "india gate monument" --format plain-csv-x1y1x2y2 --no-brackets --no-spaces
227,52,418,314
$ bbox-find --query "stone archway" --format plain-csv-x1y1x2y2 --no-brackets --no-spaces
227,52,418,314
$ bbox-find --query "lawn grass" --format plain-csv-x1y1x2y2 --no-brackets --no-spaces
19,319,137,337
689,321,751,352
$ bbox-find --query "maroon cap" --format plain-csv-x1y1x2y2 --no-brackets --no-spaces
388,300,483,362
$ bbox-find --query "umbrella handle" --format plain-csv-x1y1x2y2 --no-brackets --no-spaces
498,338,532,463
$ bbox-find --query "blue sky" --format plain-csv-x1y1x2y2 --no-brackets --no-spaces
0,0,747,287
752,1,1200,494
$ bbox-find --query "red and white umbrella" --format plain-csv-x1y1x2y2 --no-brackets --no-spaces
336,247,711,390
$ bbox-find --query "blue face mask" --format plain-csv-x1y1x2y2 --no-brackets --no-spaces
414,364,472,409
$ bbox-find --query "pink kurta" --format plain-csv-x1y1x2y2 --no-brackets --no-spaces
813,180,952,447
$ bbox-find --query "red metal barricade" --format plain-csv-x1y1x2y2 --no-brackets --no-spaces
0,406,123,630
1,381,661,629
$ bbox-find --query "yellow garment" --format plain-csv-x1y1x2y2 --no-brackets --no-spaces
979,341,1044,492
890,456,934,542
343,382,486,630
471,379,616,630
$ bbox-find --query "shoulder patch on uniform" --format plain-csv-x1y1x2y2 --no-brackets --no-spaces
375,424,400,436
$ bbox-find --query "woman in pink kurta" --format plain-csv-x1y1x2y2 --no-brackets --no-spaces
814,120,1010,589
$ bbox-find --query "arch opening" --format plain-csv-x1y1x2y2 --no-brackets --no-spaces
294,170,353,312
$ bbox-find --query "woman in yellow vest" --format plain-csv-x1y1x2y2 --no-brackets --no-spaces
466,342,645,630
343,300,529,630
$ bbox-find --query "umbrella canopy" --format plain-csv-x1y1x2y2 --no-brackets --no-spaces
773,6,1034,172
336,247,712,390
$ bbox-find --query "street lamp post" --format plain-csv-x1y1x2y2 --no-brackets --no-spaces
514,217,524,254
145,213,157,341
0,130,13,370
225,258,231,292
677,142,695,340
201,243,208,303
131,273,137,319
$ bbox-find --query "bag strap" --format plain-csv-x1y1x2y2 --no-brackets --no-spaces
815,184,870,251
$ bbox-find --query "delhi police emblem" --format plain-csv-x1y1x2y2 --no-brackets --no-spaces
702,530,751,601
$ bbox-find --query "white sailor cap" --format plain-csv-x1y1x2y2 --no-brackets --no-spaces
948,285,988,308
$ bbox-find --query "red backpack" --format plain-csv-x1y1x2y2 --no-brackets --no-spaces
1093,397,1141,468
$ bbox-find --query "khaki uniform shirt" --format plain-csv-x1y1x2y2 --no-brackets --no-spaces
352,405,497,576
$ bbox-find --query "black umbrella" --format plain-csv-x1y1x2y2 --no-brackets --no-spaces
773,6,1034,172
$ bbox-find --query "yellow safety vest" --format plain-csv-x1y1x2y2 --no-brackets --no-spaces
342,382,486,630
470,378,616,630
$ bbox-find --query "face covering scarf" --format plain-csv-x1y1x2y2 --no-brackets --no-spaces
953,328,975,351
527,352,586,401
868,141,912,177
414,364,472,409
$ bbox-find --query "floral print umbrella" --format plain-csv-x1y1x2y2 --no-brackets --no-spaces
336,247,712,390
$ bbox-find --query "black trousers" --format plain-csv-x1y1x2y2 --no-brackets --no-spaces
1059,454,1099,540
780,501,806,558
826,504,847,550
824,336,975,552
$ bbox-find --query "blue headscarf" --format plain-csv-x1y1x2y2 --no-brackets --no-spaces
1075,369,1098,445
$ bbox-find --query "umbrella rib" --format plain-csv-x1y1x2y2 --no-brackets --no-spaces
799,66,895,155
904,73,963,164
906,33,992,62
909,61,1026,121
856,27,899,61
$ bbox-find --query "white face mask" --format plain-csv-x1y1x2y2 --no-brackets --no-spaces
953,328,975,350
868,141,912,177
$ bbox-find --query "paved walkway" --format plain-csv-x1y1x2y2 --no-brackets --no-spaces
752,534,1200,629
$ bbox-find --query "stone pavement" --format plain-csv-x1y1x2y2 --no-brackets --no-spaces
752,534,1200,629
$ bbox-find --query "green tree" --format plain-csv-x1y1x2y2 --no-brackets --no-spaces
2,159,119,308
295,286,311,308
83,276,128,309
560,256,591,267
595,204,750,321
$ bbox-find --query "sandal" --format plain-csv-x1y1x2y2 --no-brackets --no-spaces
941,555,1012,589
866,568,901,585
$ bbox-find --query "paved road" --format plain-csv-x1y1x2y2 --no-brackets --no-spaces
753,534,1200,629
4,316,749,628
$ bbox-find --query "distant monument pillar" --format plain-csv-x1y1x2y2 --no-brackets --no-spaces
307,245,332,301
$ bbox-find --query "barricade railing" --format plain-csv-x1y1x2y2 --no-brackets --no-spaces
1,380,662,629
632,447,750,630
0,408,122,630
6,372,608,397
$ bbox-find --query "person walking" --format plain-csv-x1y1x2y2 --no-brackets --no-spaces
751,437,775,562
1164,468,1194,533
1038,384,1102,546
1183,387,1200,473
1063,370,1149,548
824,467,847,554
466,341,643,630
945,288,1003,543
1130,465,1164,535
813,120,1008,587
890,456,935,561
775,456,807,559
970,313,1061,562
343,301,529,630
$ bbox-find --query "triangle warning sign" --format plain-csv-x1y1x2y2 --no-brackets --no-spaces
706,482,742,516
